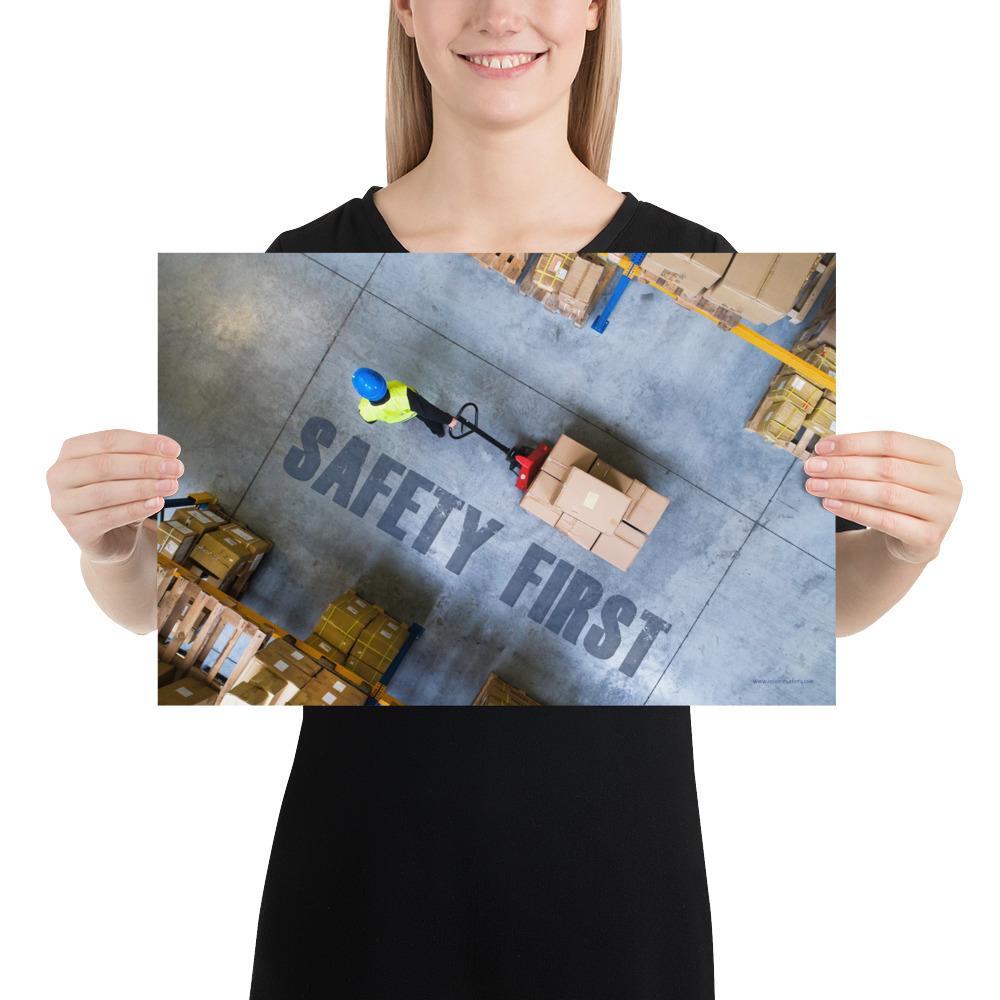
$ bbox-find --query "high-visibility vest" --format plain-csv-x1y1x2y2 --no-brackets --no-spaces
359,381,417,424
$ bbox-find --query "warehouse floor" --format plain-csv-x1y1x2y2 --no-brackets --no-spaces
158,253,835,705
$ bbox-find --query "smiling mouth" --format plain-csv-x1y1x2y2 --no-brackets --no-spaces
458,51,546,69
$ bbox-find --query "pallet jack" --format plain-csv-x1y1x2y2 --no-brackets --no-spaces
148,490,219,519
448,402,550,492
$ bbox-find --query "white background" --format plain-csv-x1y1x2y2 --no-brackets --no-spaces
2,2,997,998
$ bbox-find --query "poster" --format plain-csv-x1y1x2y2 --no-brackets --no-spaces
156,251,837,706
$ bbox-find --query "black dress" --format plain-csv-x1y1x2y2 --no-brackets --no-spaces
252,189,857,999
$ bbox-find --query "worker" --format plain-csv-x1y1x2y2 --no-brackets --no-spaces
352,367,459,438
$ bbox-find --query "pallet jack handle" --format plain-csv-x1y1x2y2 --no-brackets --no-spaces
448,402,551,492
449,402,517,458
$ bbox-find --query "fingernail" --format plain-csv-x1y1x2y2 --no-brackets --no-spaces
815,438,835,455
823,498,843,509
155,479,177,492
807,478,828,492
805,457,828,473
158,438,181,457
145,497,163,509
160,460,182,475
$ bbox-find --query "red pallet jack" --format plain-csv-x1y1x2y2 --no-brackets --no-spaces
448,402,551,492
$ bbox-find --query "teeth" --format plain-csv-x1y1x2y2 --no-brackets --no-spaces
467,53,537,68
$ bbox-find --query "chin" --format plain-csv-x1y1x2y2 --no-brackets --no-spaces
463,96,546,128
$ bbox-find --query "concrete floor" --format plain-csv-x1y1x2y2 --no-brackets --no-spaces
158,253,835,705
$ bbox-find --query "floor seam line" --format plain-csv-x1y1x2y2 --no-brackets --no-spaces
233,263,366,518
642,457,808,705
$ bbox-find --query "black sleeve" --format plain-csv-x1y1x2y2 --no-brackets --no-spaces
266,233,285,252
406,389,453,426
836,517,866,532
713,232,737,252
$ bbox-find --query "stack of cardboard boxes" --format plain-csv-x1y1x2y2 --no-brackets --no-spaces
156,519,199,566
158,631,374,707
753,344,837,449
520,435,669,571
697,253,824,327
157,673,218,705
157,506,272,597
472,672,541,706
308,590,410,692
636,252,734,299
628,252,825,331
218,636,366,706
520,253,611,327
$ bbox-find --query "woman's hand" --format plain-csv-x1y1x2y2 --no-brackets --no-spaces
47,429,184,563
804,430,962,563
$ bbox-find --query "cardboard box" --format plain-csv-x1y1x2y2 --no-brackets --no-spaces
315,591,381,654
639,252,733,296
189,530,251,581
559,256,601,303
766,371,823,413
760,254,823,316
302,632,345,664
531,252,576,292
555,513,601,551
555,467,631,534
252,668,298,704
220,680,271,706
350,613,409,674
541,435,598,483
157,521,196,564
218,523,272,574
761,400,806,442
158,675,217,706
345,654,386,688
243,638,321,695
288,668,368,706
803,396,837,436
703,254,782,324
168,507,227,539
592,532,643,572
557,257,604,321
622,483,670,535
614,521,648,548
472,672,541,706
589,458,634,494
704,254,821,326
519,493,562,527
794,343,836,375
526,470,562,506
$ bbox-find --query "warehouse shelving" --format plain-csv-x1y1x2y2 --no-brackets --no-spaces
591,253,836,394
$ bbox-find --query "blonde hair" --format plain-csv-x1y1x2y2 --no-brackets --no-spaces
385,0,621,183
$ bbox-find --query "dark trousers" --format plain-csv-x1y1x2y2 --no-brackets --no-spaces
416,415,447,437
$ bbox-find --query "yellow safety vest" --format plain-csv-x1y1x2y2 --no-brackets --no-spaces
359,381,417,425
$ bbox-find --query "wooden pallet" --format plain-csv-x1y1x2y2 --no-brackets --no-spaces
468,252,531,284
157,561,268,703
472,671,542,706
745,392,825,459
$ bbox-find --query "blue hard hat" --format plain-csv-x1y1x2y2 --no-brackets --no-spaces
352,368,388,401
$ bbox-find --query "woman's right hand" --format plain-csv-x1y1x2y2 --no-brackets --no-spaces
47,429,184,563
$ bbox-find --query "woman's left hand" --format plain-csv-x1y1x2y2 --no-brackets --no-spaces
803,430,963,563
